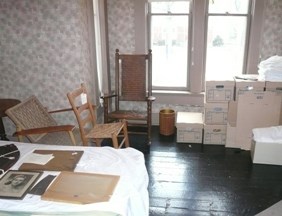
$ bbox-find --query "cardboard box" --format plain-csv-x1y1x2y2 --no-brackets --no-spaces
265,81,282,124
236,91,281,150
265,81,282,91
203,124,226,145
205,80,235,102
204,102,228,125
176,112,203,143
251,140,282,165
225,101,238,148
234,76,265,100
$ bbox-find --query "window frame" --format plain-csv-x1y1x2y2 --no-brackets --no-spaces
147,0,193,91
204,0,253,80
132,0,264,106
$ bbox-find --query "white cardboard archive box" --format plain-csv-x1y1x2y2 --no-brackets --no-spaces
205,80,235,102
203,124,226,145
265,81,282,124
234,76,265,100
204,102,228,125
251,140,282,165
226,91,281,150
251,126,282,165
225,101,238,148
176,112,203,143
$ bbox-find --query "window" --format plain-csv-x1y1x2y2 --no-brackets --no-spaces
205,0,251,80
148,0,253,93
148,0,191,91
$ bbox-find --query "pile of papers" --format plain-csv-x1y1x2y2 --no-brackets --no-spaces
258,55,282,81
24,152,54,165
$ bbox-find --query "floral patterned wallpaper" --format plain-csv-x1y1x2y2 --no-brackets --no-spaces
260,0,282,60
107,0,135,91
0,0,95,135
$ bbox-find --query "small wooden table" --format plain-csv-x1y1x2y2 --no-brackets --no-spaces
0,99,21,140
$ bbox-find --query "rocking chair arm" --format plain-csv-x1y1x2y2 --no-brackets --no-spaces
100,94,118,100
15,125,75,136
48,107,73,114
147,96,156,101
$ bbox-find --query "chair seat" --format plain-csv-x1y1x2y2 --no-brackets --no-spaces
86,122,125,139
108,110,147,120
38,128,81,145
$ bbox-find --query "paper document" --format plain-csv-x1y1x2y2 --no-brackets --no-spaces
24,153,54,165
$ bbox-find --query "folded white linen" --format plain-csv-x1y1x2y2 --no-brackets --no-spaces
258,55,282,81
252,126,282,143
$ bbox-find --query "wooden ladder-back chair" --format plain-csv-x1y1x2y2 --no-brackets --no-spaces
5,95,77,145
67,83,129,149
101,49,156,145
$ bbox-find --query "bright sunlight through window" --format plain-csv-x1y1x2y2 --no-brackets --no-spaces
149,1,190,90
205,0,251,80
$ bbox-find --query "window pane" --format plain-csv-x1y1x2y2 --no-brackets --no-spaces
205,16,247,80
209,0,249,14
151,15,188,88
151,1,190,14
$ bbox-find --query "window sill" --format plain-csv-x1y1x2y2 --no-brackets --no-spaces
152,90,204,106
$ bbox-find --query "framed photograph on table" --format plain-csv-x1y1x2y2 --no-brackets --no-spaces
0,170,42,199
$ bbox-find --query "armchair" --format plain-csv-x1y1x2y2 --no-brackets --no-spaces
5,96,77,145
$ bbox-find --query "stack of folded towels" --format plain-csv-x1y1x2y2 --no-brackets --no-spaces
258,55,282,81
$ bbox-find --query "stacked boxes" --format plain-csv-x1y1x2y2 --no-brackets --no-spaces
203,79,234,145
176,112,203,143
226,75,282,150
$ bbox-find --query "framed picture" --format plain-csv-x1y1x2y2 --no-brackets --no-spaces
0,170,42,199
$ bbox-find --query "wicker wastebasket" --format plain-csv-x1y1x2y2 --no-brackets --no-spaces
159,109,175,136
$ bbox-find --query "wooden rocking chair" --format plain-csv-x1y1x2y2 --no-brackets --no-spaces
101,49,156,145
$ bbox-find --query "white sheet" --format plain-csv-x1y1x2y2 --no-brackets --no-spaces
0,141,149,216
252,126,282,143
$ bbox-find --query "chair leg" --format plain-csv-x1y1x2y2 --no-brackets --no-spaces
122,120,130,148
94,139,102,147
147,123,152,145
16,127,24,142
111,134,119,149
68,131,76,145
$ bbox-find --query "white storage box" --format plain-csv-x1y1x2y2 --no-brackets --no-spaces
236,91,281,150
203,124,226,145
265,81,282,91
251,126,282,165
226,92,281,150
176,112,203,143
204,102,228,125
265,81,282,124
251,141,282,165
234,75,265,100
205,80,234,102
225,101,238,148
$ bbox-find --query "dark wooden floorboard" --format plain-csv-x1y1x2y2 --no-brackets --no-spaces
143,126,282,216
